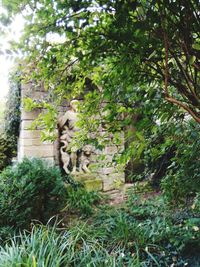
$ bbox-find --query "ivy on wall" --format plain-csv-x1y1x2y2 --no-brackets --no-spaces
4,71,21,145
0,70,21,171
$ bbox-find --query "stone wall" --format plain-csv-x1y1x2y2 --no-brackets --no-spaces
18,83,125,191
18,83,56,163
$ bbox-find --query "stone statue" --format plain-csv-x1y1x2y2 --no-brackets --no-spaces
58,100,92,174
79,145,93,173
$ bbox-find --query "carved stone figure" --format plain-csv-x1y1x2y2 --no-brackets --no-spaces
58,100,79,174
79,145,93,173
58,100,92,174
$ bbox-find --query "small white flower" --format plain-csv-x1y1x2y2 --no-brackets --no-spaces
192,226,199,231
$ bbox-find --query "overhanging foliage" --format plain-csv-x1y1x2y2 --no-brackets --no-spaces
1,0,200,122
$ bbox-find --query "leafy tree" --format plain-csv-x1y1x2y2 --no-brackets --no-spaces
1,0,199,123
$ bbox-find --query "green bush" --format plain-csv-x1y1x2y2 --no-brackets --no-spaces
65,186,101,217
0,135,15,172
161,122,200,204
0,158,66,230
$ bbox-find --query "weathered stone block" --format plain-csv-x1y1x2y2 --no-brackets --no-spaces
20,138,53,146
71,173,102,192
53,140,60,165
21,90,47,100
21,120,34,130
21,82,45,93
20,129,42,139
20,145,54,158
108,172,125,183
101,172,125,191
101,175,115,191
21,110,41,120
104,146,118,155
98,167,116,175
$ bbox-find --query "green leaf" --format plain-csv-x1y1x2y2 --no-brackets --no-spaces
192,43,200,50
189,55,196,65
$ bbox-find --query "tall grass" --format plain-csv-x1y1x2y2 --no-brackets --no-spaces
0,222,142,267
0,224,67,267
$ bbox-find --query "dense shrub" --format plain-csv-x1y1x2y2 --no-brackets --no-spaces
161,121,200,204
133,117,200,206
65,186,101,217
0,158,66,230
0,135,15,172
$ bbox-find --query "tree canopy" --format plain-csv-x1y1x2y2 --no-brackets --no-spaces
1,0,200,123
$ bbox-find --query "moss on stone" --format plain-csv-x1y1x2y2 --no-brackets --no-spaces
83,179,103,192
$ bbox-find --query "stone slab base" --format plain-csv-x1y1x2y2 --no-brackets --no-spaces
71,172,125,192
83,179,103,192
72,173,103,191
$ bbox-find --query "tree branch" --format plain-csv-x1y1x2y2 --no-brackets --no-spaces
165,96,200,124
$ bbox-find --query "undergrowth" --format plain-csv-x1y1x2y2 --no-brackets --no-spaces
64,185,102,217
0,188,200,266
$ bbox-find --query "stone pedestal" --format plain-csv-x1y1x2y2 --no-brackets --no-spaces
72,173,103,191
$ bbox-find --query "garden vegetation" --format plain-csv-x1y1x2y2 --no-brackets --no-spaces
0,0,199,266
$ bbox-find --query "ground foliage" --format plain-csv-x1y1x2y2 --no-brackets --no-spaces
0,189,199,266
64,185,102,217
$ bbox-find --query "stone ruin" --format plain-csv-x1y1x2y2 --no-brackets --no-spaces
18,83,125,191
